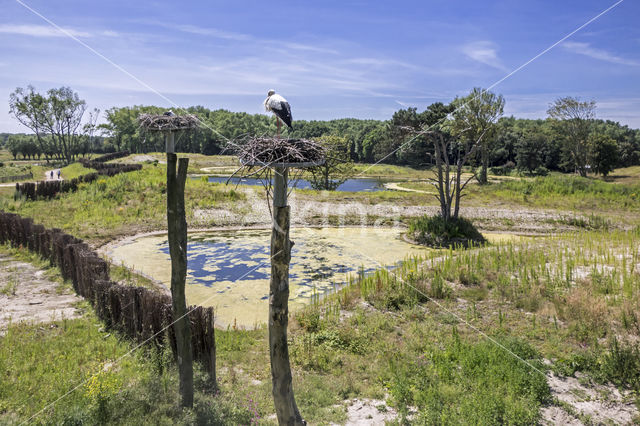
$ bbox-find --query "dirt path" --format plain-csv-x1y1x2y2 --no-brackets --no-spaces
384,182,434,194
0,254,82,334
44,169,62,181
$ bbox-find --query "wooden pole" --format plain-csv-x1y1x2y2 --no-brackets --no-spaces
166,131,175,153
269,166,304,425
167,152,193,408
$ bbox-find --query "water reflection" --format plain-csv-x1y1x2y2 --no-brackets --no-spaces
204,176,386,192
109,227,430,327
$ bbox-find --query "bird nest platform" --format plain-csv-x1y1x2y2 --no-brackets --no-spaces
237,137,326,168
138,113,200,132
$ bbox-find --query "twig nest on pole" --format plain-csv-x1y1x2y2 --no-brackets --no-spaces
237,137,326,168
138,113,199,132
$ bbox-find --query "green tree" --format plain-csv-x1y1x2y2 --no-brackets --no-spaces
9,86,86,163
547,97,596,177
515,131,545,174
5,135,21,159
9,86,53,161
451,88,505,184
588,134,618,177
308,135,354,190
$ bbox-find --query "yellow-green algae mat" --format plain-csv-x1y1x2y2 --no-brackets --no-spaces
107,227,517,328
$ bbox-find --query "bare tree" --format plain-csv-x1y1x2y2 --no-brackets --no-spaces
424,127,486,221
308,135,354,190
547,97,596,177
82,108,101,157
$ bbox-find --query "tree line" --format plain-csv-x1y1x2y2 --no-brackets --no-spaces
6,85,640,175
96,95,640,178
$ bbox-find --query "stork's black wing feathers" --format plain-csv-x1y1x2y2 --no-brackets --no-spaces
274,101,292,128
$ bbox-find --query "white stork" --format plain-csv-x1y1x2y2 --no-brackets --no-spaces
264,90,292,137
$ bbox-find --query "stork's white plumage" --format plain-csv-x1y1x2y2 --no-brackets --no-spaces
264,89,292,129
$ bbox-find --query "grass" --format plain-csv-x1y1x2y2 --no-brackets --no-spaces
474,174,640,211
0,314,257,425
0,243,254,425
60,162,95,180
396,173,640,219
3,226,640,423
0,275,17,296
3,153,640,423
0,163,244,245
599,165,640,184
408,215,486,248
113,153,241,175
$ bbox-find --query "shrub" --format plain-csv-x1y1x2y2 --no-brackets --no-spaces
408,215,485,248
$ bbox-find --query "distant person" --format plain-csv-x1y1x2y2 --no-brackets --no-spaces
50,170,53,179
57,170,61,179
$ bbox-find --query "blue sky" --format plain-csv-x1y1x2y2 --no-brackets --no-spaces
1,0,639,132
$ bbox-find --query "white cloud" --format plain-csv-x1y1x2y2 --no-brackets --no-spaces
0,24,91,38
562,41,640,66
171,24,251,41
461,41,507,71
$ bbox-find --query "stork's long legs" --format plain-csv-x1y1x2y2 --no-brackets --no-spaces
276,117,281,139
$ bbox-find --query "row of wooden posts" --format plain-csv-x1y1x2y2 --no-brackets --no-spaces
15,151,142,201
0,211,216,382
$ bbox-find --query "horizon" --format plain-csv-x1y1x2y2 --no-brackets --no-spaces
1,0,639,132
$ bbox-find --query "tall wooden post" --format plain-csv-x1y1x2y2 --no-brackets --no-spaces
166,131,175,153
269,166,305,425
167,146,193,408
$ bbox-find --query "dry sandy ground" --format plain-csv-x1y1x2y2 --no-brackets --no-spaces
0,254,82,334
190,187,570,235
542,372,638,425
333,398,400,425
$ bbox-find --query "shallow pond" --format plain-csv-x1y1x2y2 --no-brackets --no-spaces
108,227,432,327
107,228,520,328
205,176,386,192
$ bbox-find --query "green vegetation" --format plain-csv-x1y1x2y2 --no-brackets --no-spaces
409,215,486,248
308,135,354,190
3,214,640,423
398,173,640,214
0,164,243,244
61,90,639,174
486,174,640,210
0,314,256,425
2,100,640,422
60,162,96,180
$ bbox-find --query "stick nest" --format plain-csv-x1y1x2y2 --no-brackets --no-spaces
138,114,199,131
236,137,326,167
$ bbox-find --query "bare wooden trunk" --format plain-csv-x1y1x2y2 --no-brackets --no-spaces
270,167,305,425
167,152,193,408
205,307,217,385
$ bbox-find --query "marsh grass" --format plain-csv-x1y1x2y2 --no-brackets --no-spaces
476,174,640,211
408,215,486,248
0,164,244,244
291,227,640,420
397,173,640,215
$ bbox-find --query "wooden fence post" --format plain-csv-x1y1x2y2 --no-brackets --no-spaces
167,152,193,408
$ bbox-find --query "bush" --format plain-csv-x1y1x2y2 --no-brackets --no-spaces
490,161,515,176
408,215,485,248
